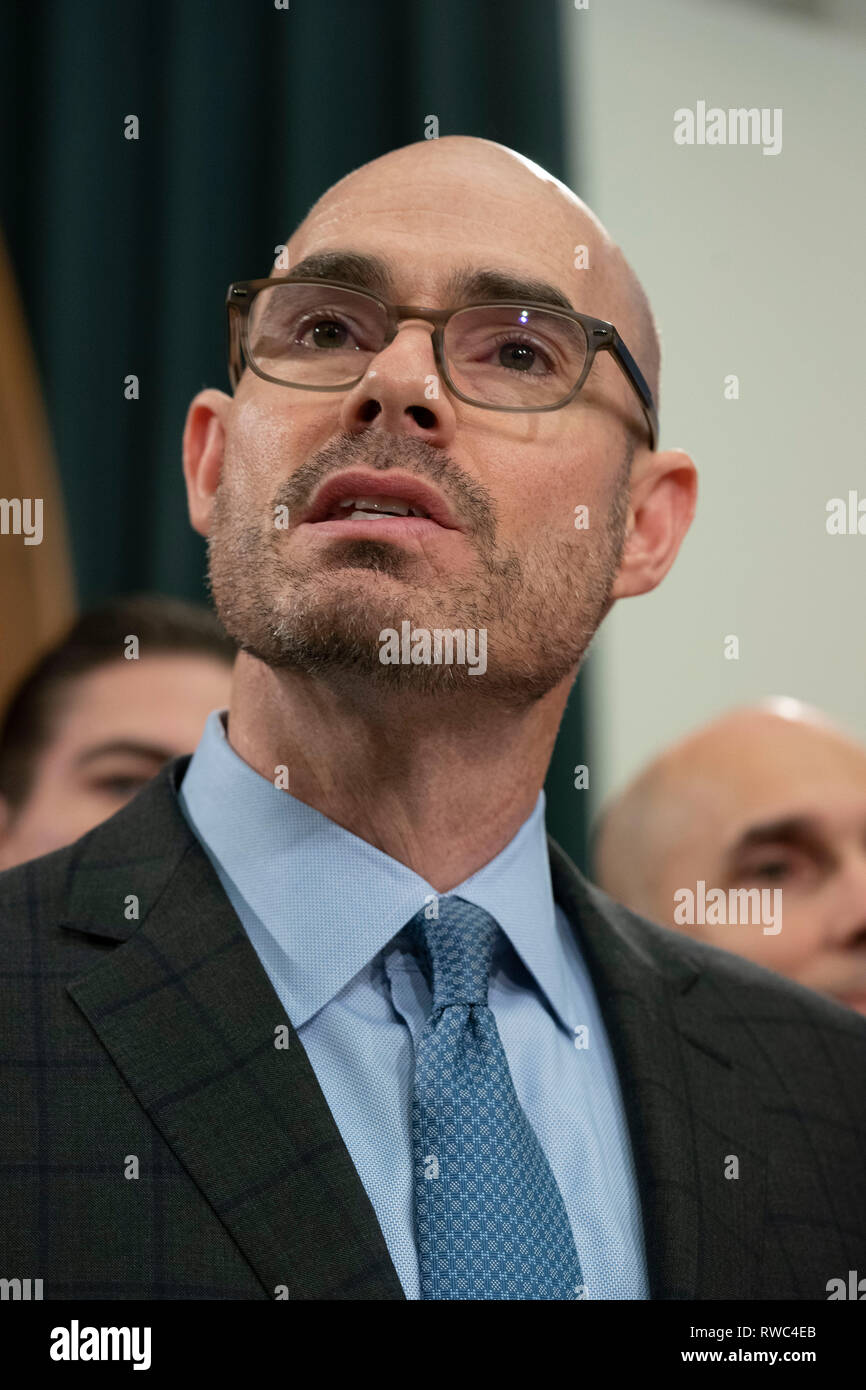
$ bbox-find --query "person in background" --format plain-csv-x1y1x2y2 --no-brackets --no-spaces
0,594,235,868
593,697,866,1015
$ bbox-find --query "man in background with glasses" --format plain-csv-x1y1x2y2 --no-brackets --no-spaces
3,135,865,1301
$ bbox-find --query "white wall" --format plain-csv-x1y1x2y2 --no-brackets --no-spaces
558,0,866,813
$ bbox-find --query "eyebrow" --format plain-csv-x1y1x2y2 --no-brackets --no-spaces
284,250,575,312
723,816,824,862
286,251,392,298
74,740,176,769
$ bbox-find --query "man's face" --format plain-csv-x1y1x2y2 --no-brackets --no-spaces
202,144,647,708
0,654,232,868
648,720,866,1014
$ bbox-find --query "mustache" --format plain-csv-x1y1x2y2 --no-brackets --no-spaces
272,431,499,547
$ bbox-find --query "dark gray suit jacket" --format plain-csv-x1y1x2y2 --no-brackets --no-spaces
2,756,865,1299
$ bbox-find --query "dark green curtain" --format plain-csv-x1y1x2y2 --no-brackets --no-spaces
0,0,589,869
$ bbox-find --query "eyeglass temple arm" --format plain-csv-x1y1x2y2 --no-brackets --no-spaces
608,330,659,451
227,302,240,390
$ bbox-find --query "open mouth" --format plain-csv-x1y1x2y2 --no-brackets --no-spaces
328,494,431,521
300,471,461,531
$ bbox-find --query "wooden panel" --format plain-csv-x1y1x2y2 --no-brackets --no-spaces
0,229,76,715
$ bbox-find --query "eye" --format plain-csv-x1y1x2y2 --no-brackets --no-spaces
747,859,792,882
254,304,370,359
488,333,554,374
291,306,371,352
299,316,354,350
731,845,819,888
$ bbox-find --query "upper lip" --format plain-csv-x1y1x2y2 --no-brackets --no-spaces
300,470,462,530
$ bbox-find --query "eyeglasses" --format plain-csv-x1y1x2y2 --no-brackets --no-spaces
226,277,658,449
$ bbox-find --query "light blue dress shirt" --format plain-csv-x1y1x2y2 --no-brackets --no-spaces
178,709,648,1299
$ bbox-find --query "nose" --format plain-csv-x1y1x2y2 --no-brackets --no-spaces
338,320,458,447
826,853,866,950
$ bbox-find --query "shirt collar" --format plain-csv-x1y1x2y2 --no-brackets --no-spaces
178,709,576,1032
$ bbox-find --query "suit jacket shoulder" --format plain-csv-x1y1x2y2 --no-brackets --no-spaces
0,758,405,1301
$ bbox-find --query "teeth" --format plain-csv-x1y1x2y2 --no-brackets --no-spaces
340,495,411,515
335,494,428,519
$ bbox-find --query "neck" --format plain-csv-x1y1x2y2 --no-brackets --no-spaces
225,653,573,892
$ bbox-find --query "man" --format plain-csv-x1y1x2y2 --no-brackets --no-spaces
1,137,864,1301
594,698,866,1015
0,594,234,868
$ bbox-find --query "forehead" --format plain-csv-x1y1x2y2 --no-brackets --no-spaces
58,656,230,728
287,148,615,316
673,720,866,846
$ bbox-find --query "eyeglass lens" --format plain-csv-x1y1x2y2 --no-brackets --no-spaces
246,283,589,407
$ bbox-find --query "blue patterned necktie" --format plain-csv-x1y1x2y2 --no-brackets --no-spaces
406,896,584,1299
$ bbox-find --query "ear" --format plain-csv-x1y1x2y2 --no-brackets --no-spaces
611,447,697,600
182,389,233,538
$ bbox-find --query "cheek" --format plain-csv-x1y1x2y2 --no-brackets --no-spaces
541,455,624,547
496,465,608,553
767,907,825,967
14,771,99,842
228,394,303,485
739,930,807,973
655,852,709,914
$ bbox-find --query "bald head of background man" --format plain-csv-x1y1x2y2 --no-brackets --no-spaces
594,699,866,1015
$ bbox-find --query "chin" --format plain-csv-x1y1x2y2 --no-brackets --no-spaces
280,568,465,637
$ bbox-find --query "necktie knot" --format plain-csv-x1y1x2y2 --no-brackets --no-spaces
406,896,499,1012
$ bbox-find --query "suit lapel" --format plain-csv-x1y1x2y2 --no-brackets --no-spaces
58,758,766,1301
64,758,405,1301
548,839,767,1299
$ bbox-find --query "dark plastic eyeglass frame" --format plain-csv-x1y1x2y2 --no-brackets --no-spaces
226,277,659,450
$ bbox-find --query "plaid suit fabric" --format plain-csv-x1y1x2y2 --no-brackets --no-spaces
553,855,866,1299
0,762,403,1301
1,756,865,1300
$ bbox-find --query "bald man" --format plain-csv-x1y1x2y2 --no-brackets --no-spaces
595,700,866,1016
3,138,865,1303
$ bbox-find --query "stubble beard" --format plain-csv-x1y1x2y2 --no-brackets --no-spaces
206,436,630,709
